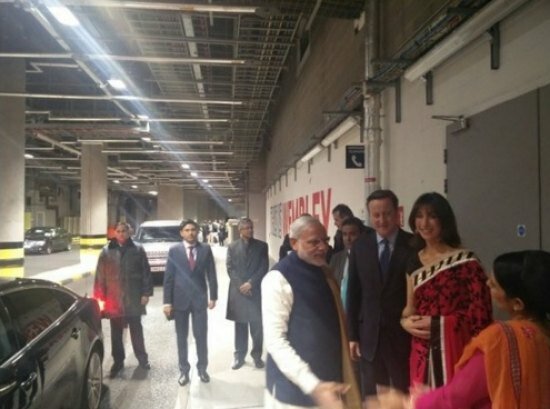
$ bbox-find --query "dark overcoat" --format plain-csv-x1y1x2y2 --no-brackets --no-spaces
226,237,269,322
93,238,153,318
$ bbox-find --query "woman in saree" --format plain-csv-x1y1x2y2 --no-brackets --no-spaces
400,192,492,387
368,250,550,409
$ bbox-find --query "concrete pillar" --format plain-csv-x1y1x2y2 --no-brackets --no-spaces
183,190,199,221
0,59,25,277
80,142,108,267
248,192,266,241
157,185,184,220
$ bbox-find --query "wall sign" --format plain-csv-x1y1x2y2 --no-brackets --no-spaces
346,145,365,169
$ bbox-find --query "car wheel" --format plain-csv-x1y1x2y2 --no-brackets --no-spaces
45,244,53,255
81,348,103,409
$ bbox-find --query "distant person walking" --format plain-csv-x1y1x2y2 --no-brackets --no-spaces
226,218,269,370
94,221,153,378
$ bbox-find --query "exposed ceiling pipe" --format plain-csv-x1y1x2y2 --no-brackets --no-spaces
405,0,530,81
25,111,230,123
0,92,243,105
363,0,382,197
57,1,262,15
0,52,258,66
33,132,138,180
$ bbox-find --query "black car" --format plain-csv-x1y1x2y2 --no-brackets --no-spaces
24,227,72,254
0,278,103,409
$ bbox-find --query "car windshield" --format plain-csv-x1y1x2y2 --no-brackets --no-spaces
135,226,181,242
25,228,54,239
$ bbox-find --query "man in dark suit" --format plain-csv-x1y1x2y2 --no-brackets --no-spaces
346,190,414,398
329,217,370,309
226,217,269,370
163,219,218,386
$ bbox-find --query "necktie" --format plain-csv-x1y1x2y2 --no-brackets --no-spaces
379,239,390,276
188,246,196,270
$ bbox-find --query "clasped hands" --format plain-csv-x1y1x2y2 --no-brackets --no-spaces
400,315,431,339
239,281,252,296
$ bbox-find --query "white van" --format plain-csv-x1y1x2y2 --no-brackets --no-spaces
134,220,182,276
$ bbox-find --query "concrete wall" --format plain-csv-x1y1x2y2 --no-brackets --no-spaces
266,17,365,182
383,0,550,215
266,125,364,259
264,0,550,260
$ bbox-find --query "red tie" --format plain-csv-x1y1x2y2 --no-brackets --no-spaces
188,246,196,270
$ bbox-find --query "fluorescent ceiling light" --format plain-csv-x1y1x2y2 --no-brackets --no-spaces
107,79,127,90
228,198,233,202
202,179,209,183
148,190,158,196
181,163,190,169
190,172,198,177
24,153,34,159
48,6,80,27
404,0,528,81
300,144,323,163
137,114,149,120
321,116,358,147
113,179,120,184
131,185,138,189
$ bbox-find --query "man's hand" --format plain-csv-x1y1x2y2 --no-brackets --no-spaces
349,341,361,361
311,381,350,409
364,388,411,409
163,305,173,320
239,281,252,296
208,300,217,309
141,296,149,306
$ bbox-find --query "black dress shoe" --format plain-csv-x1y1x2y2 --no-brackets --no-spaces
138,361,151,370
253,358,265,369
231,358,245,370
198,370,210,383
109,362,124,378
178,373,189,386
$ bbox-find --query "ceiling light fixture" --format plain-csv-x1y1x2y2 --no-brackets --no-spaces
48,6,80,26
24,153,34,159
113,179,120,184
148,190,158,196
131,185,138,189
300,144,323,163
107,78,127,90
181,163,190,169
190,172,198,177
321,116,359,147
202,179,209,183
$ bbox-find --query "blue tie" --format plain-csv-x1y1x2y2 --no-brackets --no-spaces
379,239,390,276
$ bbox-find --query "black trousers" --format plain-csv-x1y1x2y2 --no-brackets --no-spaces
234,320,263,360
174,307,208,375
110,316,148,364
359,327,410,399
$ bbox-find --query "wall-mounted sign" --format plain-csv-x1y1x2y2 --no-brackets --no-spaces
346,145,365,169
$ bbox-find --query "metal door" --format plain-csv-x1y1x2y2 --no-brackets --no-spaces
446,90,540,270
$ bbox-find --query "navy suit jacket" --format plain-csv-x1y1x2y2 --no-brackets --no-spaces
163,241,218,311
346,228,414,361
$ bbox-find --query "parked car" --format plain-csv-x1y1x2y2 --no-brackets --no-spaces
24,227,72,254
133,220,182,276
0,278,103,409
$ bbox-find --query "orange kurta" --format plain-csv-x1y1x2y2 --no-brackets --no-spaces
457,320,550,409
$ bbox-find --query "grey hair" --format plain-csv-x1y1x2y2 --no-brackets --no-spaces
238,217,253,230
289,215,323,239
